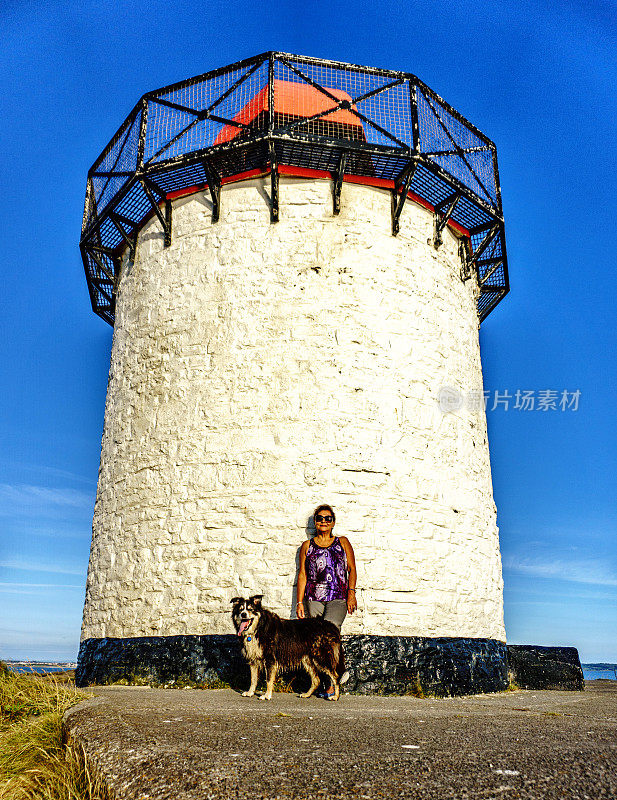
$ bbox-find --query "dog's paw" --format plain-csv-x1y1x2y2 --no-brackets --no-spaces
259,693,272,701
241,691,255,697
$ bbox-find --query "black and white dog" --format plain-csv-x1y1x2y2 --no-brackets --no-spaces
231,595,346,700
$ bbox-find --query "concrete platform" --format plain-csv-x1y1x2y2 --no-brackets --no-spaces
63,682,617,799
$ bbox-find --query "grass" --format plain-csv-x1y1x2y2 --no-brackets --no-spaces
0,661,106,800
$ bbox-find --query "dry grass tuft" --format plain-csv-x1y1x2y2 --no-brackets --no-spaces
0,661,106,799
0,665,80,727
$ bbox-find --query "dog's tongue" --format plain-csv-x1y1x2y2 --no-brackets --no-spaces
238,620,251,636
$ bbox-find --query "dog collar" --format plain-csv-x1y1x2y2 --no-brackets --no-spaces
247,635,252,642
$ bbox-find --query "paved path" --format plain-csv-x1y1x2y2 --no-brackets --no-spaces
64,682,617,799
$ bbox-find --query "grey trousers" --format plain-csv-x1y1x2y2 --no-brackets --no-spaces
306,599,347,630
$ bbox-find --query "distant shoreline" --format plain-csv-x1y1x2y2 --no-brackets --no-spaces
582,664,617,680
4,660,77,673
4,659,616,680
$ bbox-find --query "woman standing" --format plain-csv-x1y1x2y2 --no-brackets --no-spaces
297,503,357,635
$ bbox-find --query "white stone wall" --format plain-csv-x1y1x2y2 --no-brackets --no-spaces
81,177,505,642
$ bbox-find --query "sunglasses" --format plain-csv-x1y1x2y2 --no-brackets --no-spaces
315,515,333,522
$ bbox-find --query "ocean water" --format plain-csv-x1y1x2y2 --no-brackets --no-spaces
582,664,617,681
6,662,617,679
7,663,76,674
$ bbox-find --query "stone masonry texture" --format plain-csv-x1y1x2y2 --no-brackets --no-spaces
76,634,509,696
81,177,505,644
507,645,585,691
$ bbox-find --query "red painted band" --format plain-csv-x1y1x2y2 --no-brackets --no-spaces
155,165,470,239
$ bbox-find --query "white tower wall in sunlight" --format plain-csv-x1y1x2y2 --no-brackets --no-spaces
81,176,505,643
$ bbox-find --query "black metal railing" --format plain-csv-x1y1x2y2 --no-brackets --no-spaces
80,52,508,325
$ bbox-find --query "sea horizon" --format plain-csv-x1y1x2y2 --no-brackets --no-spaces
3,659,617,681
581,663,617,681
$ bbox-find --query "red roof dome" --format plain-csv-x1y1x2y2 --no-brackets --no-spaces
214,79,365,145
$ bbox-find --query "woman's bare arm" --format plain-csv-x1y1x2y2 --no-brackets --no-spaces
296,540,309,618
339,536,357,613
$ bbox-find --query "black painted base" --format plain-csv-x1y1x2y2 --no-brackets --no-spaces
76,634,509,697
507,645,584,690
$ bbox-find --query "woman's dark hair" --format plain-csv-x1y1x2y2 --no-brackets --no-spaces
313,504,336,523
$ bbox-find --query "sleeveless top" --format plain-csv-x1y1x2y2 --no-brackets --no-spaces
304,537,348,602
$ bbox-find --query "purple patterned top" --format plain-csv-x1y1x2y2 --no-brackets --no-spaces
305,537,348,601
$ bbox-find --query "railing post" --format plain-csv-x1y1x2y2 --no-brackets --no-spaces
268,52,275,134
137,98,148,170
491,145,503,215
333,151,347,215
409,79,420,154
269,140,279,223
268,54,279,222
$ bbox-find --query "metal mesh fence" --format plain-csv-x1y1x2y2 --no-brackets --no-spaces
88,109,141,228
273,57,414,150
145,61,269,164
81,52,508,324
416,87,498,206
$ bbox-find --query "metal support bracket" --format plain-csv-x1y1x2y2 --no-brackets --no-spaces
108,210,137,228
88,244,116,257
459,239,472,282
469,223,499,267
109,212,137,260
164,199,172,247
391,159,417,236
92,278,114,304
332,151,347,215
434,192,461,248
478,258,504,287
141,179,172,247
203,161,221,223
269,141,279,223
88,248,118,297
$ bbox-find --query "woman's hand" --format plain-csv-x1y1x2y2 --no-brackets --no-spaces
296,601,305,619
339,536,358,615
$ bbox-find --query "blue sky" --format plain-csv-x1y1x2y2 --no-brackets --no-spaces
0,0,615,663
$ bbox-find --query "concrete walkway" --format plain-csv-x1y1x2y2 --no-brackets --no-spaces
64,682,617,799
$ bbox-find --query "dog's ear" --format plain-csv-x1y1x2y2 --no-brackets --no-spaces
230,597,243,605
249,594,263,608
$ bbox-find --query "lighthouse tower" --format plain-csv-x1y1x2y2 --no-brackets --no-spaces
77,53,510,695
